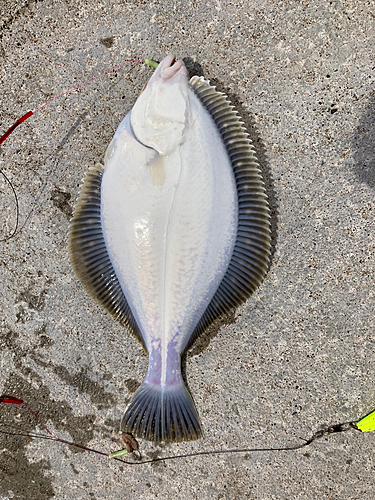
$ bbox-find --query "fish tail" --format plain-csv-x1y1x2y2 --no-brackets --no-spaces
121,380,202,443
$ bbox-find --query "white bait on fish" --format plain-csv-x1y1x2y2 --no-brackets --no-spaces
69,55,271,443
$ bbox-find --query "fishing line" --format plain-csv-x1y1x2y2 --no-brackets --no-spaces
11,110,89,241
0,58,145,147
0,57,151,242
0,169,19,242
0,394,373,467
2,56,374,465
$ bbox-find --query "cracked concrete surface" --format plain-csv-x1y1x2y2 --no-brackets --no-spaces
0,1,374,499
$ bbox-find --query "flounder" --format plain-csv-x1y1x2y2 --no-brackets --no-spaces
69,55,271,443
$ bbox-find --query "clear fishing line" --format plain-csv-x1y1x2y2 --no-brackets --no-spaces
0,58,145,146
0,57,155,242
1,394,374,466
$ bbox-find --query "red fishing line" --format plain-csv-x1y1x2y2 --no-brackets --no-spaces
0,394,110,458
0,111,33,146
0,393,371,465
0,58,145,146
0,57,146,242
0,395,24,405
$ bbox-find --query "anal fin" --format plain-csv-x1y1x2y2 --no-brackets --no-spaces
69,164,145,349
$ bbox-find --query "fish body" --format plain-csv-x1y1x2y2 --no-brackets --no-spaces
69,55,271,442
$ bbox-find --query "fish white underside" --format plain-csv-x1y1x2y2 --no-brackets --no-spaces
101,90,237,386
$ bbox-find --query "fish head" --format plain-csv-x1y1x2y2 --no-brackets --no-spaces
130,55,190,156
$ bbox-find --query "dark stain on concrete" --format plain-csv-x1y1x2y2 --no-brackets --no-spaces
70,463,79,475
15,305,30,323
103,418,118,429
0,372,97,500
34,324,53,348
101,417,121,443
352,91,375,188
17,289,47,312
124,378,141,393
0,329,19,350
183,57,205,79
100,36,115,48
0,1,36,46
82,481,98,500
50,188,73,219
15,287,47,324
1,325,51,377
52,365,116,410
30,357,116,410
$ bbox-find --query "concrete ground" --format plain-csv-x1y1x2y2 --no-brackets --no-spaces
0,0,374,498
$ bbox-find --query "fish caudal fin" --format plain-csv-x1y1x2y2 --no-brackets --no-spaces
121,381,202,443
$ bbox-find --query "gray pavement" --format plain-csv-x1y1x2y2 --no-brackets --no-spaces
0,1,374,499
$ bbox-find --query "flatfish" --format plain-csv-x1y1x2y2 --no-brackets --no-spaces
69,55,271,442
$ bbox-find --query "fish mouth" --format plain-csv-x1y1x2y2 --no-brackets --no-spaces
159,54,186,80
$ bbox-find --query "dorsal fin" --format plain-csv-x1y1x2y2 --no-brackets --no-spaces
185,76,271,351
68,164,146,350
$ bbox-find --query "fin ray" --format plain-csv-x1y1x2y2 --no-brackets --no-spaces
185,76,272,351
121,381,202,443
69,164,146,349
